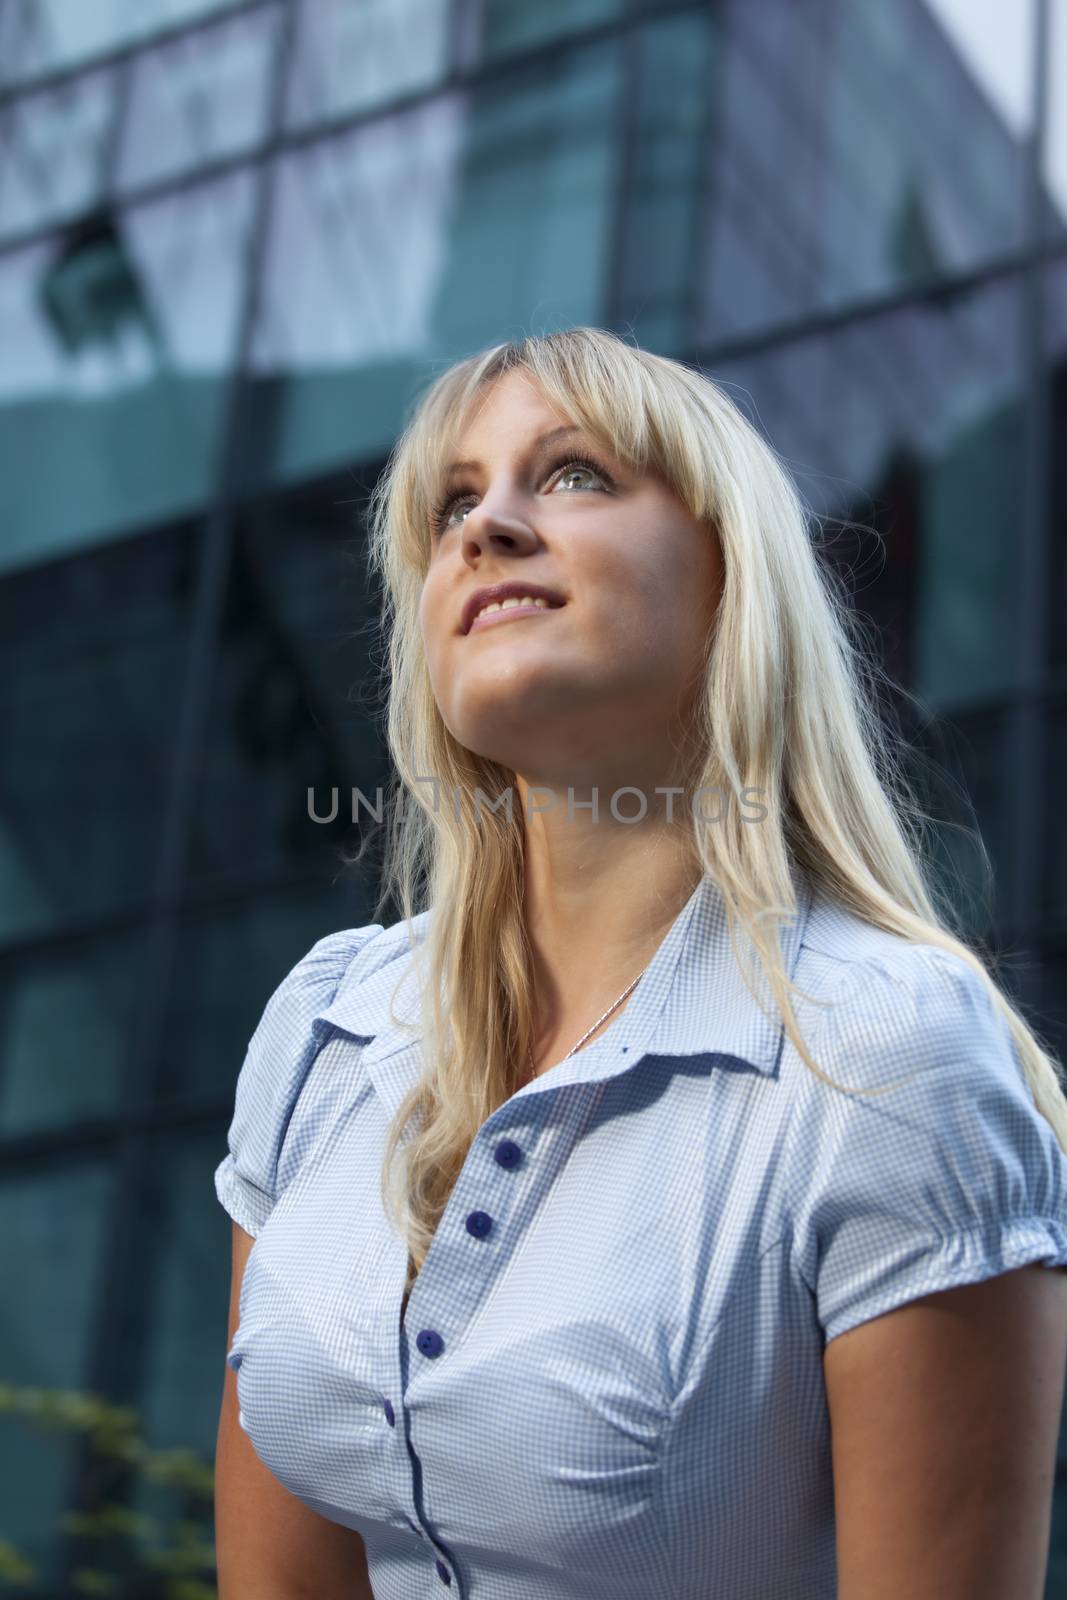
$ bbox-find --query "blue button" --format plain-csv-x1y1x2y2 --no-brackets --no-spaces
416,1328,445,1357
465,1209,492,1238
493,1138,522,1169
435,1558,452,1584
383,1399,395,1427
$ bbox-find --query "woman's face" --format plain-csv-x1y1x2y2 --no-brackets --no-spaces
418,369,723,794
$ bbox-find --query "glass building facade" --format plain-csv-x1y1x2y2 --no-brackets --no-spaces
0,0,1065,1592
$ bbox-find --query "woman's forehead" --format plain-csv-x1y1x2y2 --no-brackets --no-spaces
448,370,576,446
446,382,643,480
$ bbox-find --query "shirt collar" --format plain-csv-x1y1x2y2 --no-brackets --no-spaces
639,862,813,1074
314,866,814,1115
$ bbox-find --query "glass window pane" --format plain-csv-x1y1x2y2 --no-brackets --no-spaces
241,95,462,492
33,1132,227,1595
478,0,622,63
428,46,619,351
1042,257,1067,929
134,1130,235,1457
284,0,450,129
0,931,146,1136
1048,262,1067,676
0,167,254,572
0,0,247,87
1048,1475,1067,1590
158,886,379,1109
614,10,714,353
698,0,1037,344
1042,0,1067,238
0,522,195,940
1045,703,1067,927
242,41,620,494
713,273,1026,711
186,477,390,896
0,63,117,240
906,706,1014,947
115,3,279,193
1030,953,1067,1092
0,1160,119,1594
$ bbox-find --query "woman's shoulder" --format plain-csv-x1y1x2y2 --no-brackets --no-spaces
783,894,1067,1346
258,909,433,1026
268,921,387,1008
214,915,427,1235
799,889,986,1005
787,889,1018,1097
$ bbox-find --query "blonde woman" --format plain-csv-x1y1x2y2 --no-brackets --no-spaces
214,327,1067,1600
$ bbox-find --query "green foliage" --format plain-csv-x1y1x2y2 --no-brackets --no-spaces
0,1383,217,1598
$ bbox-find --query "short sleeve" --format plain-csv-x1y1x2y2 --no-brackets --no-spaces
788,943,1067,1346
214,923,383,1237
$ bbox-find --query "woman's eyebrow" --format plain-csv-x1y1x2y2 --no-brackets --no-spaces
441,424,590,481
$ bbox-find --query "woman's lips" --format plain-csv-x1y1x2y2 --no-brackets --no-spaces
467,603,564,633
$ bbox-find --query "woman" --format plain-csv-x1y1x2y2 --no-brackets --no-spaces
214,327,1067,1599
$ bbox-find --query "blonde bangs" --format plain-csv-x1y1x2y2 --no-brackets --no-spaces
373,329,733,586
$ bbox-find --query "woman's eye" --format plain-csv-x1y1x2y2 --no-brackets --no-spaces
551,464,601,495
432,456,610,536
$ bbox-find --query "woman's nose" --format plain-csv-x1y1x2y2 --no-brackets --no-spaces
460,502,538,553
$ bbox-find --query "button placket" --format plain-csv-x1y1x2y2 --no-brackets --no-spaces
400,1118,554,1600
409,1128,532,1362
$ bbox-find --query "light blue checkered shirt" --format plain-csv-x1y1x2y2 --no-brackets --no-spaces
215,870,1067,1599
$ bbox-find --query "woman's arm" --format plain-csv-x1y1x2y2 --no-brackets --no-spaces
824,1263,1067,1599
215,1220,376,1600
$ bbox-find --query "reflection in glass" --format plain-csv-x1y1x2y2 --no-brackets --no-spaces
0,167,254,571
0,0,246,87
1047,1462,1067,1590
478,0,621,62
0,1161,117,1593
0,521,194,940
0,63,117,239
116,3,279,193
699,0,1036,343
1031,956,1067,1088
0,932,144,1135
428,46,618,352
908,706,1012,947
244,43,619,493
714,273,1025,710
1043,0,1067,238
242,94,463,491
187,478,390,895
284,0,450,129
1045,705,1067,926
1047,258,1067,672
613,10,713,353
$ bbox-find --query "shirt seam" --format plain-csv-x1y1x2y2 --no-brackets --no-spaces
268,926,385,1200
780,956,859,1298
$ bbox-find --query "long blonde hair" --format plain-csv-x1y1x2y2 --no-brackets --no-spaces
354,325,1067,1285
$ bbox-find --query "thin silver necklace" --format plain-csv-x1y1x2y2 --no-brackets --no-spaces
526,969,646,1078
